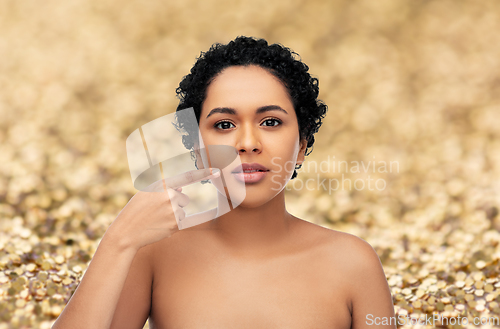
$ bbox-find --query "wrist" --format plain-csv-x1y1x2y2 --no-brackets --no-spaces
101,226,138,253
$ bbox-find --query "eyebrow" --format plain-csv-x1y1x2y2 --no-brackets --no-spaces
205,105,289,119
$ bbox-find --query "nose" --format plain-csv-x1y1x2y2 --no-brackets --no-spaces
236,123,262,154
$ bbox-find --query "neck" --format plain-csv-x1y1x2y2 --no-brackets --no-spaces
208,189,297,257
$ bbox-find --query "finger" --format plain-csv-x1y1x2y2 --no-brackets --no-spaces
167,189,190,208
174,207,186,221
143,179,172,193
177,192,190,207
165,168,220,189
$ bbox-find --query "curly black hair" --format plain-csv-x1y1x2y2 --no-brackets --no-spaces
174,36,328,180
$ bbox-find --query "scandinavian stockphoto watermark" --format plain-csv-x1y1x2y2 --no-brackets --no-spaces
366,314,500,326
271,155,400,193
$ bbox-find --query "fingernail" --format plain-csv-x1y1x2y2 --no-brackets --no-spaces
211,168,220,175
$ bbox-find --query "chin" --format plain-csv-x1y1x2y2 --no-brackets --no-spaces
236,188,281,208
236,198,272,209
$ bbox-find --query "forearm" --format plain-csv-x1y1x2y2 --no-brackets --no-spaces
52,233,138,329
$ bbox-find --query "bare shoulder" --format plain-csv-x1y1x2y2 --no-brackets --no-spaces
310,223,393,319
131,241,158,278
323,227,382,271
147,223,213,263
294,219,383,273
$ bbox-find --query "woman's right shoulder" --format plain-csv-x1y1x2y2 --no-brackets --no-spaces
147,227,209,264
146,230,183,260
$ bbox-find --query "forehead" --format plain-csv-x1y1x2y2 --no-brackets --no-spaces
202,65,293,114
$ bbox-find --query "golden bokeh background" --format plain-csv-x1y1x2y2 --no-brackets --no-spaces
1,0,500,328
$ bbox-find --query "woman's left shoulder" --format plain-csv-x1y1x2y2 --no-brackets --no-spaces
300,223,395,325
300,222,383,270
320,228,385,276
292,218,382,267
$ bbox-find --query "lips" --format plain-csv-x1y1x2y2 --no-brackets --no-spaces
231,163,270,173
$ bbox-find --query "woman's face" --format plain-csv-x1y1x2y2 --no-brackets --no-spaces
198,65,307,208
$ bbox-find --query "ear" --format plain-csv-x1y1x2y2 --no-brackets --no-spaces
296,138,307,166
193,143,205,169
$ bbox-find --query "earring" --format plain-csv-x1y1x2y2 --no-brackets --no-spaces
195,159,212,184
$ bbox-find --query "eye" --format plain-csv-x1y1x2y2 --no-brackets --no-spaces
214,120,235,130
261,118,282,127
213,118,282,130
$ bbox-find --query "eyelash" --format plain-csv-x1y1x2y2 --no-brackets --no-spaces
213,117,283,130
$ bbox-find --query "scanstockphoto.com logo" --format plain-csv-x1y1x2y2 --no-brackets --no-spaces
366,314,500,326
271,155,400,193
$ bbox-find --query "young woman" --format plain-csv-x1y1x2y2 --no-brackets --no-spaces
53,36,396,329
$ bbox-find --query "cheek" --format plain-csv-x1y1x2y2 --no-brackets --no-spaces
268,141,300,175
276,130,300,156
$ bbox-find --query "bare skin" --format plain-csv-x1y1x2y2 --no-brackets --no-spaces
51,169,221,329
54,65,395,328
110,65,396,328
111,212,395,329
145,213,386,328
